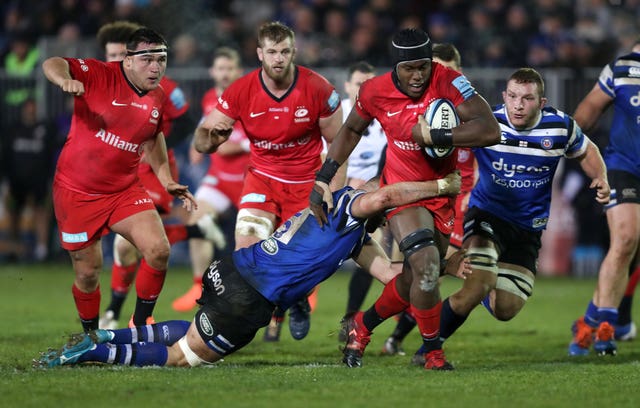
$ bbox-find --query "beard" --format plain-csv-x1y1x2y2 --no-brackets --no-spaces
263,62,292,82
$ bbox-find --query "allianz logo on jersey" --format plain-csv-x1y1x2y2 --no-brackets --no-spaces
492,157,550,177
95,129,138,153
630,91,640,107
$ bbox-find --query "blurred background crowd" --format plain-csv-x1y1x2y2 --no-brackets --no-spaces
0,0,637,276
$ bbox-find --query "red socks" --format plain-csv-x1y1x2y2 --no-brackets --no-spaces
373,276,410,319
72,283,100,321
135,259,166,300
110,262,137,293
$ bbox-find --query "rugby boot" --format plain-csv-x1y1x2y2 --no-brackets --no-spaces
342,311,371,368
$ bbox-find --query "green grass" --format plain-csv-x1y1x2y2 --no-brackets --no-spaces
1,263,640,408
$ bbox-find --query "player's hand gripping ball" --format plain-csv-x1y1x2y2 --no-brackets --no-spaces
424,98,458,159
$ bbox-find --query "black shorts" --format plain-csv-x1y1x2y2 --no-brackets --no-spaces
606,170,640,207
8,177,50,207
194,259,274,356
463,207,542,273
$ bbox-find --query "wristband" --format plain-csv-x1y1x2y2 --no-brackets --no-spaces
430,128,453,147
315,158,341,184
436,178,447,195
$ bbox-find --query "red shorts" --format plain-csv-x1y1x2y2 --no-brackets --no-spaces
239,168,314,226
53,181,156,251
137,152,179,214
385,195,455,235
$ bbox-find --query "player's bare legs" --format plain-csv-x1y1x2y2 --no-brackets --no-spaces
69,241,104,331
111,210,170,326
234,208,276,250
165,323,224,366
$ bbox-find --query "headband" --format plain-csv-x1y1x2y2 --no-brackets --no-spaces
391,38,432,67
126,47,168,56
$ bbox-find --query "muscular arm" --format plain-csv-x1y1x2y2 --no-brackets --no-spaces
350,172,461,219
319,106,348,190
193,108,235,154
42,57,85,96
145,132,172,187
413,94,500,148
576,138,610,204
573,84,613,133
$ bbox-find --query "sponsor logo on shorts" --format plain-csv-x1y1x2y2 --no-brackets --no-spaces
206,260,226,295
532,217,548,229
199,313,214,337
622,188,637,199
240,193,266,204
61,231,88,243
260,238,279,255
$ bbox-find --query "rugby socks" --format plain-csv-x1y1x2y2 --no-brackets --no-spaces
133,259,166,326
584,300,599,328
108,262,137,319
346,267,373,315
439,297,468,340
618,266,640,326
597,307,618,326
362,276,409,332
79,342,169,366
72,284,101,332
412,302,443,353
105,320,191,345
389,310,417,341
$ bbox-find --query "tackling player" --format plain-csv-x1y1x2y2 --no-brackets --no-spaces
42,27,196,333
36,172,468,368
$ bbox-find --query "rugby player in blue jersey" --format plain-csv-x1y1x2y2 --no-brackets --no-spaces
569,39,640,356
410,68,609,365
35,173,470,368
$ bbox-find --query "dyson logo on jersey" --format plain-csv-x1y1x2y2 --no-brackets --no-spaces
206,260,225,295
492,157,550,177
630,91,640,107
94,129,139,153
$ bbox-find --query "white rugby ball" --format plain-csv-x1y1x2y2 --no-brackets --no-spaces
424,98,458,159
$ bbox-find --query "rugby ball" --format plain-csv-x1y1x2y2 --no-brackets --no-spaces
423,98,458,159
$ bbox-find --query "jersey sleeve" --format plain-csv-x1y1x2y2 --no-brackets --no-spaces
64,58,109,98
597,63,615,98
354,81,375,122
564,116,588,159
217,79,242,121
434,66,478,106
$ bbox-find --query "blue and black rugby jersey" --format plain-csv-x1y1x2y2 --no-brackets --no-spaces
233,187,370,309
470,104,587,231
597,51,640,177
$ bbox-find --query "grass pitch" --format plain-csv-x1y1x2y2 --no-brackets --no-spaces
1,262,640,408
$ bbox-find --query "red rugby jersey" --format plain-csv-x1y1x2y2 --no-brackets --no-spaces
355,63,473,184
217,66,340,182
55,58,165,194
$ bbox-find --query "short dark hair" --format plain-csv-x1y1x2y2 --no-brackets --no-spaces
258,21,295,48
347,61,374,77
508,67,545,97
433,43,461,69
126,27,168,51
97,21,141,49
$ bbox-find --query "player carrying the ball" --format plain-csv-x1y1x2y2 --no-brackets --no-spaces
309,27,500,370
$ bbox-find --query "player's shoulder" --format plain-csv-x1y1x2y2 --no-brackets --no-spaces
297,65,334,89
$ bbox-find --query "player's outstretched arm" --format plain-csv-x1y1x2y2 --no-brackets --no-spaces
350,171,461,219
42,57,85,96
573,84,613,134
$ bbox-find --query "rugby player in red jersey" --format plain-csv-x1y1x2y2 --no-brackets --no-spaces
310,28,500,370
92,21,213,330
194,21,344,341
42,27,196,332
172,47,250,312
